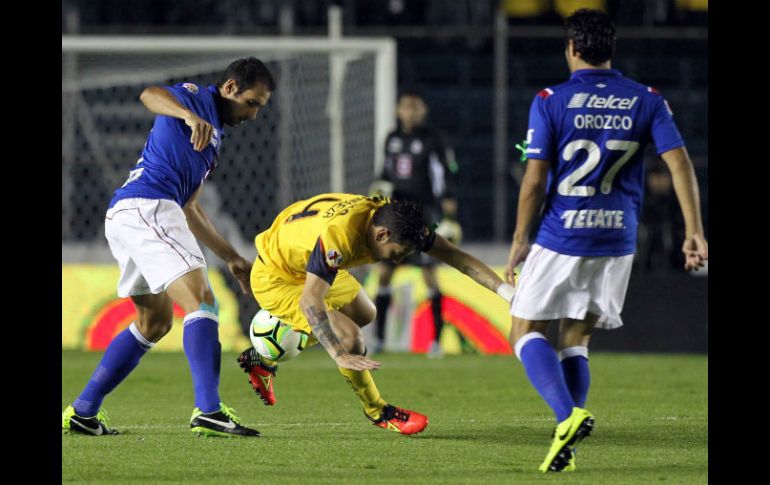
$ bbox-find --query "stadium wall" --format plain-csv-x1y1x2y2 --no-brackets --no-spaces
62,264,707,354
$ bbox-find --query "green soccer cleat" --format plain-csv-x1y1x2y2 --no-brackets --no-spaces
190,402,260,437
62,405,119,436
539,407,594,473
563,450,577,472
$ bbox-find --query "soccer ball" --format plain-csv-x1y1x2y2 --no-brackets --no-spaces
249,309,309,362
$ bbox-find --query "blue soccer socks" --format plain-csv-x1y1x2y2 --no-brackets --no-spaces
73,322,153,417
183,311,222,413
515,332,575,422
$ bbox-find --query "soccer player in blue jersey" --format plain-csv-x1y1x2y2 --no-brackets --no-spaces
504,9,708,472
62,57,275,437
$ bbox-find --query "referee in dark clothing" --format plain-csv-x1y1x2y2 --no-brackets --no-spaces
371,91,463,356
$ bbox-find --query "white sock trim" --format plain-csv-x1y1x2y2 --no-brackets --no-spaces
183,310,219,326
128,322,155,350
559,346,588,361
514,332,547,360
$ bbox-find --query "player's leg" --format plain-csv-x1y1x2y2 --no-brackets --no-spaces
509,318,575,423
130,199,256,436
339,288,377,329
328,307,384,418
63,293,170,436
166,268,220,413
329,305,428,435
166,268,260,437
421,263,446,356
509,244,595,471
373,262,396,352
64,202,174,435
511,318,593,472
237,257,290,405
557,315,598,408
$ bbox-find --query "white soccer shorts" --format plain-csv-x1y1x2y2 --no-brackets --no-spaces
105,198,206,297
510,244,633,329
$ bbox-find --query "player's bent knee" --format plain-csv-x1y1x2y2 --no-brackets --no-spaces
357,307,376,327
508,318,539,346
136,318,173,342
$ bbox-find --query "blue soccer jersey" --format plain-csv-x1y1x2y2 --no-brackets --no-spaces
109,83,224,209
525,68,684,256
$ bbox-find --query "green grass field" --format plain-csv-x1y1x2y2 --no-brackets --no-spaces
62,349,707,484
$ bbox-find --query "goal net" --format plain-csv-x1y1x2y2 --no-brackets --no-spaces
61,36,396,260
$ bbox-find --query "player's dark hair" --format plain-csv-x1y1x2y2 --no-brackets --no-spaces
564,9,616,66
398,89,424,102
372,199,432,250
218,57,276,93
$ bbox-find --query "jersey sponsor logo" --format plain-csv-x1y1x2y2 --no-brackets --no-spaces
574,114,633,130
325,249,343,268
388,137,403,153
395,155,413,177
525,147,542,154
561,209,625,229
409,139,423,154
182,83,199,94
568,93,638,110
567,93,591,108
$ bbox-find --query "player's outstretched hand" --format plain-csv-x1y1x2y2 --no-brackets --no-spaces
504,240,530,285
227,256,253,294
184,113,214,152
334,353,381,371
682,233,708,272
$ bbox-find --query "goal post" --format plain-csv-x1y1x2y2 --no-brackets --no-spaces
61,35,396,246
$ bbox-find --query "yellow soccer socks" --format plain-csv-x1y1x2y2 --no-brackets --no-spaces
338,367,388,419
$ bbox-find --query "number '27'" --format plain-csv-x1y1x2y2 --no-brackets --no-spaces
557,139,639,196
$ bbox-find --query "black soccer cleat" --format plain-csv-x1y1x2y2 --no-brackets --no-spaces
62,405,119,436
190,403,260,437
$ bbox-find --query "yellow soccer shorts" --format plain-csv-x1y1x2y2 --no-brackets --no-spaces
250,257,362,337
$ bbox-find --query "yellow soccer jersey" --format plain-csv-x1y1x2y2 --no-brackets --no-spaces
255,193,389,284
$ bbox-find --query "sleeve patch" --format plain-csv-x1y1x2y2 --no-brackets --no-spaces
182,83,199,94
306,239,339,285
537,88,554,98
325,249,343,269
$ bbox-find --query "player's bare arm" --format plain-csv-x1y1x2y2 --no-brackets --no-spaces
426,234,507,296
300,273,381,371
659,147,708,271
183,186,251,294
139,86,213,151
505,158,550,284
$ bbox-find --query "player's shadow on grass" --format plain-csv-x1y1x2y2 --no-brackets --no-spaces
416,425,548,444
589,427,706,448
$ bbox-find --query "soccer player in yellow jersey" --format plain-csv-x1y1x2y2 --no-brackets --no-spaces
237,193,516,434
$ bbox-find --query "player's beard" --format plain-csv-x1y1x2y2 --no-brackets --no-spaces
216,96,237,127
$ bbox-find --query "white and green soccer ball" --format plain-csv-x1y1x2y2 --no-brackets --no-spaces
249,309,309,362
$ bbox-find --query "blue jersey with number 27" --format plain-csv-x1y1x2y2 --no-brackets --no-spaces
525,68,684,256
109,83,223,209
